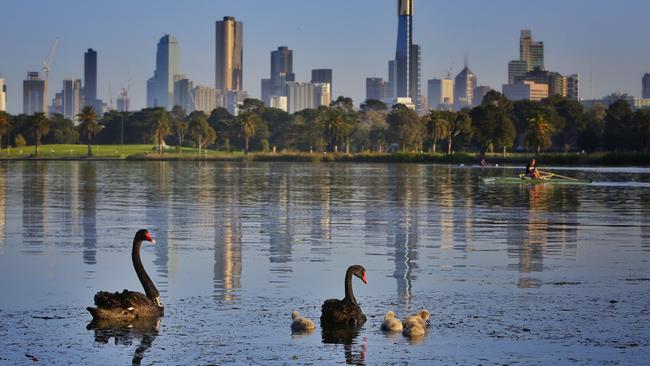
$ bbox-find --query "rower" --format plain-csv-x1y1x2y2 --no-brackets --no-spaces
526,159,542,179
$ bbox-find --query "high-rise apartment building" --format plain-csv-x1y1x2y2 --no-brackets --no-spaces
286,82,314,114
193,86,221,114
312,69,333,97
313,83,331,107
63,78,82,121
395,0,413,99
427,78,454,111
216,17,243,95
643,73,650,99
454,65,477,110
566,75,579,101
147,35,181,110
0,78,6,112
23,72,48,115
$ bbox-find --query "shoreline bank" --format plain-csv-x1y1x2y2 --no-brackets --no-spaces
0,151,648,166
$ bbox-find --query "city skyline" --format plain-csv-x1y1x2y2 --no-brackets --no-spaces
1,0,649,114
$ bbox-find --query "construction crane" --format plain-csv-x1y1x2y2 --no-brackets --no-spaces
43,38,59,81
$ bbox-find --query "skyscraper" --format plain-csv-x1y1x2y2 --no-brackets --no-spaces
388,60,397,98
271,46,294,97
147,35,181,110
23,72,48,115
312,69,333,96
173,76,194,113
63,78,82,121
454,64,477,110
520,30,544,71
0,78,6,112
508,60,529,84
216,17,243,96
366,78,386,101
395,0,413,98
84,49,97,105
643,73,650,99
427,78,454,111
409,43,422,110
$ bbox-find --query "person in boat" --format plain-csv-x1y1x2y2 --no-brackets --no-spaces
526,159,542,179
480,158,488,167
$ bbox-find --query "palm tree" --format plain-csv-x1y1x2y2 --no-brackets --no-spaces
150,109,171,154
525,114,556,153
240,112,258,154
77,106,99,157
31,113,50,157
426,111,450,153
0,112,10,153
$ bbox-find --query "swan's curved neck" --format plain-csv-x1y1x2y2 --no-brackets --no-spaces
344,268,356,303
132,240,162,307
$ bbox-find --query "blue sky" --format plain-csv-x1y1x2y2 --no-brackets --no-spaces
1,0,649,114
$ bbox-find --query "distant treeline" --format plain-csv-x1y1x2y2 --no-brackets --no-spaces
0,91,648,154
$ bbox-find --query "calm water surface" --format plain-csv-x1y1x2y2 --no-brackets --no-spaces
0,161,648,365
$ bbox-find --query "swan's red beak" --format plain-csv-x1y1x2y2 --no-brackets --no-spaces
362,273,368,284
145,233,155,244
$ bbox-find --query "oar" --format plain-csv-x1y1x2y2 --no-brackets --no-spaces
538,170,580,181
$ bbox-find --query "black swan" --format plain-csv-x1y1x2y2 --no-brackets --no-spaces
320,265,367,328
87,229,164,320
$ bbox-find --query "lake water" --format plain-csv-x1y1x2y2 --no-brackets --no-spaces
0,161,648,365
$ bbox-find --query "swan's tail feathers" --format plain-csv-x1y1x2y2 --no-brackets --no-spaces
86,307,99,318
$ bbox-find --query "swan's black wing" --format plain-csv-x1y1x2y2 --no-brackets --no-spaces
321,298,366,328
94,290,154,309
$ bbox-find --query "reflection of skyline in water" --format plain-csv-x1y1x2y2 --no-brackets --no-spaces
22,162,47,252
0,165,5,255
148,162,170,284
387,165,420,307
82,162,97,266
263,164,293,266
213,164,242,302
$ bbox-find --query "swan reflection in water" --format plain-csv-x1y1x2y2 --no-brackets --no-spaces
321,328,367,365
87,317,160,365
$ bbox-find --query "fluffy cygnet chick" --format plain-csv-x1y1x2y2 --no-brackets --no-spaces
380,311,403,332
291,311,316,332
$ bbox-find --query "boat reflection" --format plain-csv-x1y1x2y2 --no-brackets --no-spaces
86,317,160,365
321,328,367,365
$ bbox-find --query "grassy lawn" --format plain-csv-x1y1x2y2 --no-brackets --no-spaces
0,144,244,159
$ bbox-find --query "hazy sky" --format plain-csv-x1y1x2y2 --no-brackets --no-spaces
1,0,649,114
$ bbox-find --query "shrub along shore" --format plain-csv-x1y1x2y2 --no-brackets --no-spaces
0,144,647,166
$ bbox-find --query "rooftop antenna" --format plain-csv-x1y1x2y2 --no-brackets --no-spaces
464,55,469,69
